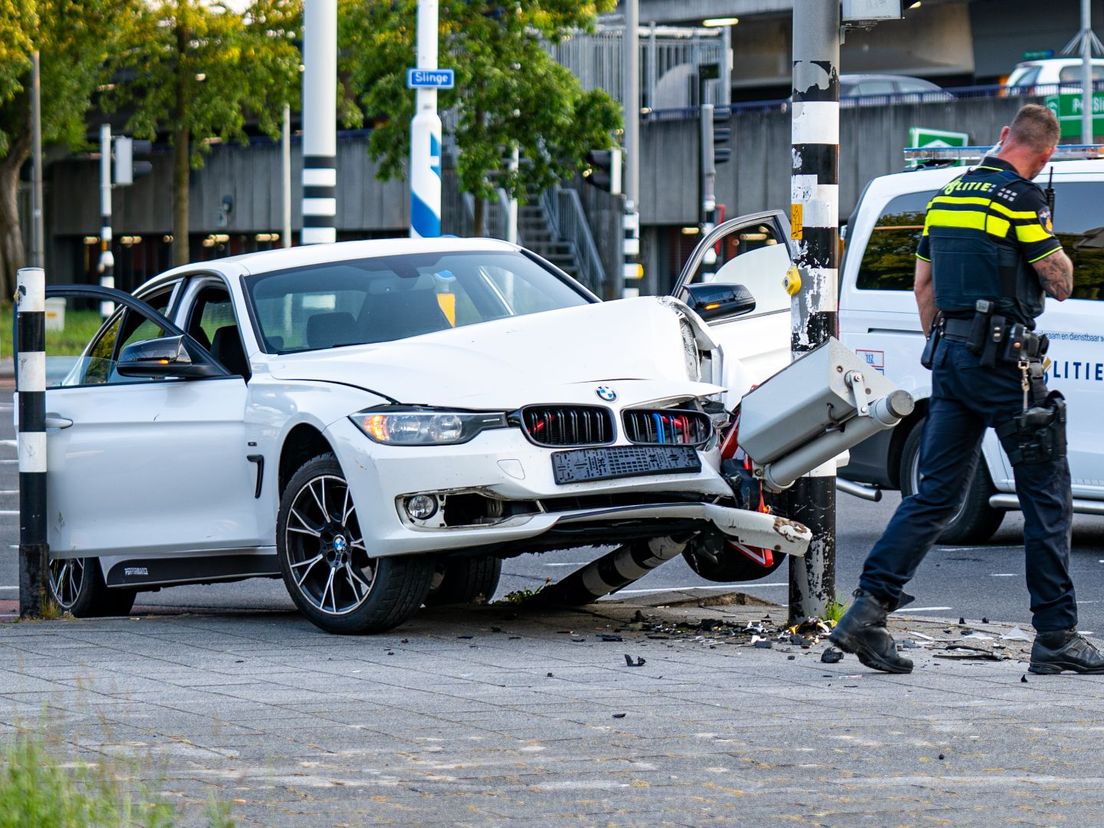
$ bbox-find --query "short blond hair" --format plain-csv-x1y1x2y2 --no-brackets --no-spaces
1009,104,1061,152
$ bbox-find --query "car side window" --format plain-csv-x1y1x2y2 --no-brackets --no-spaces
1059,65,1104,83
855,191,937,291
187,284,249,377
56,284,178,388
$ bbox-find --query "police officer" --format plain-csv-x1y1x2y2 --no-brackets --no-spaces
831,104,1104,675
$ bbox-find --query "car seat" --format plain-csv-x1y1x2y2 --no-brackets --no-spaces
360,290,451,342
306,312,359,349
210,326,250,378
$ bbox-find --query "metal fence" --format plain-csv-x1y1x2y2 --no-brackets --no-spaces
549,24,728,111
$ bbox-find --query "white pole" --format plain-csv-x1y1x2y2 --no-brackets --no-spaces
301,0,337,245
622,0,641,297
282,103,292,248
410,0,442,238
30,52,44,269
1082,0,1093,144
98,124,114,318
506,145,519,245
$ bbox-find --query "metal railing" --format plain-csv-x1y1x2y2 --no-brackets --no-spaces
717,80,1104,119
549,24,726,111
541,185,607,296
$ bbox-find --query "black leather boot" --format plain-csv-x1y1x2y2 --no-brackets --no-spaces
828,589,913,674
1029,630,1104,674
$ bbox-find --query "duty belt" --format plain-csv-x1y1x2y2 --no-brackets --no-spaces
941,317,974,342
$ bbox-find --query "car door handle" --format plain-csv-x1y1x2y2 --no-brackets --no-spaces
45,414,73,429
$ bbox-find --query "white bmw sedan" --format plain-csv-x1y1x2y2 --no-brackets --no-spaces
40,234,803,634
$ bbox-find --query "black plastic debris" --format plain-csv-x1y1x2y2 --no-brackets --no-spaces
753,640,773,650
787,655,796,661
938,753,945,760
789,634,811,647
1021,674,1029,683
981,617,990,624
821,648,844,664
958,617,966,625
612,713,627,719
624,654,646,667
547,672,554,678
598,634,624,642
458,635,474,640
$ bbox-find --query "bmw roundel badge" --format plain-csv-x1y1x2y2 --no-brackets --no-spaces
596,385,617,402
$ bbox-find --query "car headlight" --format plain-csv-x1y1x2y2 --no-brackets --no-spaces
350,407,509,445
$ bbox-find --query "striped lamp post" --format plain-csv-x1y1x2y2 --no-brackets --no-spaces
301,0,337,245
533,537,688,607
16,267,49,617
410,0,442,238
787,0,840,624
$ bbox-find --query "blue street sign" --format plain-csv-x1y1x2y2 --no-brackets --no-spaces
406,69,455,89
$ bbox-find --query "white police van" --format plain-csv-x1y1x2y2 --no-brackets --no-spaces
839,145,1104,544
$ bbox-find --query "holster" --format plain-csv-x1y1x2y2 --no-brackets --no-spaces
920,315,943,370
996,390,1067,466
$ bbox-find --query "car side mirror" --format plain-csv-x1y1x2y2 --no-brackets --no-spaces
684,283,757,321
116,335,223,379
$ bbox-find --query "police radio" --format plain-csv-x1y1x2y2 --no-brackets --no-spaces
1045,166,1055,220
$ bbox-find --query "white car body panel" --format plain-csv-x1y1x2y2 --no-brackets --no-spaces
46,377,265,556
266,297,723,410
840,161,1104,500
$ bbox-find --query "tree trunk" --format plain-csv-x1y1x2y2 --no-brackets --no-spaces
0,136,31,300
172,127,190,266
472,197,484,237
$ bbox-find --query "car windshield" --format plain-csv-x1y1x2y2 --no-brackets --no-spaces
243,250,592,353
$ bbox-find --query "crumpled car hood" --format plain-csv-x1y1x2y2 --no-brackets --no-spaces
266,296,723,408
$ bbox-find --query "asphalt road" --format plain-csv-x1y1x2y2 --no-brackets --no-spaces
2,387,1103,630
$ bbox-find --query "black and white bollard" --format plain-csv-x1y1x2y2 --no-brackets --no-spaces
16,266,49,617
535,536,688,607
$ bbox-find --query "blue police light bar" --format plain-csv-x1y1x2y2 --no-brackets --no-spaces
904,144,1104,164
406,68,455,89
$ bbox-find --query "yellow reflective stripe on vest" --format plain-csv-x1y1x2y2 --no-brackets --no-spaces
929,194,1037,220
924,208,1011,238
1015,221,1052,243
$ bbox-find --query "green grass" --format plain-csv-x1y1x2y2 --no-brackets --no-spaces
824,599,847,625
0,303,109,357
0,725,235,828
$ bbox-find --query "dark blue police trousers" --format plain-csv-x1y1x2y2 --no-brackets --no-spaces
859,338,1077,632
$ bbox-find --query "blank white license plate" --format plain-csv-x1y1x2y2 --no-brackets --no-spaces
551,445,701,484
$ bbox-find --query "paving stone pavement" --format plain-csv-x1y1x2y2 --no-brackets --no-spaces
1,591,1101,827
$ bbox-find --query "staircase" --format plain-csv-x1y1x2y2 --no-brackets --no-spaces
518,199,583,283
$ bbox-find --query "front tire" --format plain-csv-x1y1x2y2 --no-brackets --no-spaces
277,454,434,634
425,556,502,606
48,557,136,617
899,420,1004,545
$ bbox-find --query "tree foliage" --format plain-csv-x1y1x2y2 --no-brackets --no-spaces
340,0,621,208
0,0,137,294
110,0,302,265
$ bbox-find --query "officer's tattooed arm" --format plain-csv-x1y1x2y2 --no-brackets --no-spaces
914,258,936,335
1033,249,1074,301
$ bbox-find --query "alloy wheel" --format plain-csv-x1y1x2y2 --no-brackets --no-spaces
49,557,87,610
283,473,375,615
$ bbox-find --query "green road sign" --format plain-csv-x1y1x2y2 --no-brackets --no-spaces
908,127,969,166
1045,93,1104,139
